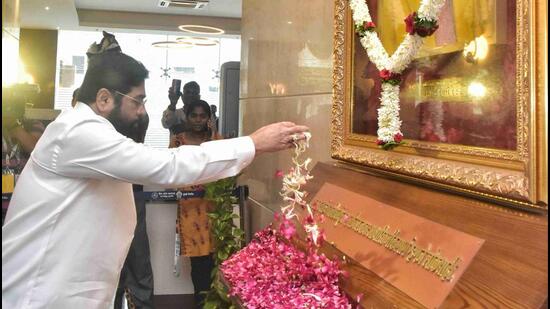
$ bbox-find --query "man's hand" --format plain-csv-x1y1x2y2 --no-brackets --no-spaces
168,86,180,109
249,122,310,155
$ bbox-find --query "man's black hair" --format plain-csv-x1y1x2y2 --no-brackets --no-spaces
77,52,149,104
183,81,200,93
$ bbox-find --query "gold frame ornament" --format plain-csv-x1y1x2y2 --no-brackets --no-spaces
331,0,548,212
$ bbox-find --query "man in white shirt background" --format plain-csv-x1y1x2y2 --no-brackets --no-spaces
2,40,309,308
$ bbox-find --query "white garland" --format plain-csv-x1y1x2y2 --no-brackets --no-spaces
430,101,446,141
350,0,446,146
280,132,322,246
420,101,446,142
377,84,402,142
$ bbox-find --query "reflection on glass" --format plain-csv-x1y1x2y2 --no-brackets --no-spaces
351,0,517,151
467,82,487,99
463,35,489,63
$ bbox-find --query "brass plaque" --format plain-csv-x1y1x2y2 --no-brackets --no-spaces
310,183,484,308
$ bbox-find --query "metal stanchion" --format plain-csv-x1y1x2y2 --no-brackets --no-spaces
236,185,251,244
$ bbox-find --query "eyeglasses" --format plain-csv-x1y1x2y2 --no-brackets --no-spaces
115,91,147,107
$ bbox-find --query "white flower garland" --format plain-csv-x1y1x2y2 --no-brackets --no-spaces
280,132,323,246
350,0,446,149
430,101,446,141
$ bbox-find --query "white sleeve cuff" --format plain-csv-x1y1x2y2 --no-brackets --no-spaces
199,136,256,171
232,136,256,169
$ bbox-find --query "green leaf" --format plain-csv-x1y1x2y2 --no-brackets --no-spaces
218,251,228,261
380,141,405,151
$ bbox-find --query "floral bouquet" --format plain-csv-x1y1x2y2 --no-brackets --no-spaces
220,133,359,308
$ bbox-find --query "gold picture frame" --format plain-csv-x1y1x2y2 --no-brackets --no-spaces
331,0,547,212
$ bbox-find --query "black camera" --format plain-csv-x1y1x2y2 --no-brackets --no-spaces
2,83,40,120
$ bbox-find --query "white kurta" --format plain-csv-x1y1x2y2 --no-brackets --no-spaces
2,103,255,308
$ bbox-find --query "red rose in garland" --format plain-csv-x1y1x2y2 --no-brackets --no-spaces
404,12,439,37
379,69,391,80
405,13,416,34
379,69,402,85
363,21,376,32
394,133,403,143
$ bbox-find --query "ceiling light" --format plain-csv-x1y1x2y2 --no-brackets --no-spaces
287,21,293,24
178,24,224,35
176,36,218,46
45,6,50,10
151,41,193,48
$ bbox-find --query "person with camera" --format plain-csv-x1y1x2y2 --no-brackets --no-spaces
2,87,45,158
161,80,201,135
2,114,44,157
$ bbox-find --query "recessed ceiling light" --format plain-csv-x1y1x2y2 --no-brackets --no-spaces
178,24,224,35
45,6,50,10
176,36,218,46
287,21,293,24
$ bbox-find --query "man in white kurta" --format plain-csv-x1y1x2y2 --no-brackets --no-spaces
2,51,308,308
1,101,255,308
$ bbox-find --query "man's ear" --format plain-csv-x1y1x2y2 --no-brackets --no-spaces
95,88,115,116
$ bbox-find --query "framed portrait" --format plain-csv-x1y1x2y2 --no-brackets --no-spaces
331,0,547,212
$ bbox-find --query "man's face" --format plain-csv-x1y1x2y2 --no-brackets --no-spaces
107,82,147,137
182,86,200,105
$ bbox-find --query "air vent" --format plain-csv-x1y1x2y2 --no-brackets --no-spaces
158,0,209,9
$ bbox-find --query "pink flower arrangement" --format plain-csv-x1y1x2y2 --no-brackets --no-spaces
220,132,359,307
278,218,297,240
221,227,354,308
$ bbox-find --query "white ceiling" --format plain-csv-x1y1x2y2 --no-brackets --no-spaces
21,0,79,30
20,0,242,33
75,0,242,18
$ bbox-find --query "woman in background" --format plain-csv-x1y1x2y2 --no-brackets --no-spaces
169,100,220,308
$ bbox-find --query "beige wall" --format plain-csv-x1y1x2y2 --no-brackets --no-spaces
240,0,335,232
